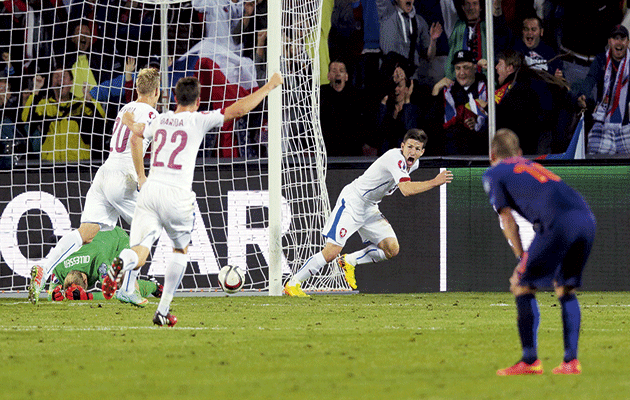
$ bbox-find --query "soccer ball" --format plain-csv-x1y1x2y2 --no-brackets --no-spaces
218,265,245,294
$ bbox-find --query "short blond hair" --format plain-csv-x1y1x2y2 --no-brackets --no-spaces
63,270,87,290
492,128,521,159
136,67,160,96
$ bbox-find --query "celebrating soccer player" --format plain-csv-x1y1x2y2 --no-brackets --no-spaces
107,72,283,326
483,129,596,375
284,129,453,296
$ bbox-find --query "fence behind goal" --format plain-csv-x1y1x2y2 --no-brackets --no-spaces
0,0,350,294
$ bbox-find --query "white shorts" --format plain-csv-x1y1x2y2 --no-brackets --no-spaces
322,186,396,247
129,180,196,250
81,167,139,230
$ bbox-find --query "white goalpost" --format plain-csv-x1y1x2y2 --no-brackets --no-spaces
0,0,350,295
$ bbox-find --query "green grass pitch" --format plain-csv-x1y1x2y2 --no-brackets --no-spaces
1,292,628,400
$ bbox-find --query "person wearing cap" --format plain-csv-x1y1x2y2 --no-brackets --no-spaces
572,24,630,155
430,49,488,155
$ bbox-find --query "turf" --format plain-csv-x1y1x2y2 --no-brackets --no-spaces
1,292,628,400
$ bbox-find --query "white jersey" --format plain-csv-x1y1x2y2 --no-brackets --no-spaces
103,101,158,178
144,109,224,189
347,148,419,205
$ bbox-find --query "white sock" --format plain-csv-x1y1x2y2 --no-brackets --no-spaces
119,248,139,273
120,268,140,295
291,252,327,284
346,244,387,266
43,230,83,280
157,252,188,315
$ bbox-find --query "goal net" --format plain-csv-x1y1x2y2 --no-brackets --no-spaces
0,0,349,295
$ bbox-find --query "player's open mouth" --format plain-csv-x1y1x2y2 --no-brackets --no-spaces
407,157,415,166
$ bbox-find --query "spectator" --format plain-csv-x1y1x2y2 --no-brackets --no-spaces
320,60,372,156
21,68,105,162
379,0,443,85
0,77,25,168
415,0,459,84
376,66,420,153
68,0,121,56
573,25,630,155
61,20,121,100
445,0,511,80
514,15,563,77
495,49,577,155
430,50,488,155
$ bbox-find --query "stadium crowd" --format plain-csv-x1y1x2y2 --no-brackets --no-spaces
0,0,629,166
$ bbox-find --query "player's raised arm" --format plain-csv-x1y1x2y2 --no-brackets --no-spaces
398,169,453,197
223,72,283,122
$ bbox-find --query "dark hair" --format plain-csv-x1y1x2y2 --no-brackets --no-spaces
403,128,428,145
522,15,543,30
497,49,524,70
175,77,200,106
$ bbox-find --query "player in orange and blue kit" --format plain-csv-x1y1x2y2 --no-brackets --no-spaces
483,129,596,376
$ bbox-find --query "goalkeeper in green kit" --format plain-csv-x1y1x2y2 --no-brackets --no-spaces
48,227,162,306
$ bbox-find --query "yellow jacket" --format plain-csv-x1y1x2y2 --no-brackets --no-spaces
22,92,105,162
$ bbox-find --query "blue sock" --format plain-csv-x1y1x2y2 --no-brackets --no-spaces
559,293,581,362
516,294,540,364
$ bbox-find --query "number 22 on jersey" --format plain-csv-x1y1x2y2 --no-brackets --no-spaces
152,129,188,170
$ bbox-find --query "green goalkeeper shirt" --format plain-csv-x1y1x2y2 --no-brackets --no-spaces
51,227,129,288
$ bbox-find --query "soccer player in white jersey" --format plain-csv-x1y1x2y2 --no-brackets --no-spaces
28,68,161,305
285,129,454,296
107,73,282,326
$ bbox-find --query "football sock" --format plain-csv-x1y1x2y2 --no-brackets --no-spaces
292,252,327,284
347,244,387,266
157,252,188,315
516,293,540,364
120,268,140,295
43,230,83,280
119,248,139,273
559,293,581,362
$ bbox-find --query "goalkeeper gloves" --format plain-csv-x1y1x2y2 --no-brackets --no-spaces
64,284,93,300
51,285,65,301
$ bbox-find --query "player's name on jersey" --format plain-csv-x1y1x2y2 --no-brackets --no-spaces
160,116,184,127
63,255,91,269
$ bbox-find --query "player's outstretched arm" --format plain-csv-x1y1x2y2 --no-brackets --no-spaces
224,72,283,122
398,169,453,196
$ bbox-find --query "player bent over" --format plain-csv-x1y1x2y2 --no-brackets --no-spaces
483,129,596,375
28,68,161,305
47,227,162,303
106,73,283,326
285,129,453,296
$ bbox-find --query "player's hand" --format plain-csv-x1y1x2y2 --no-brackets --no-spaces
509,252,527,290
65,284,93,300
268,72,283,90
435,170,453,185
51,285,65,301
137,175,147,191
464,117,476,130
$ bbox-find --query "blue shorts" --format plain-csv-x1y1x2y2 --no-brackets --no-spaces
520,210,596,289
